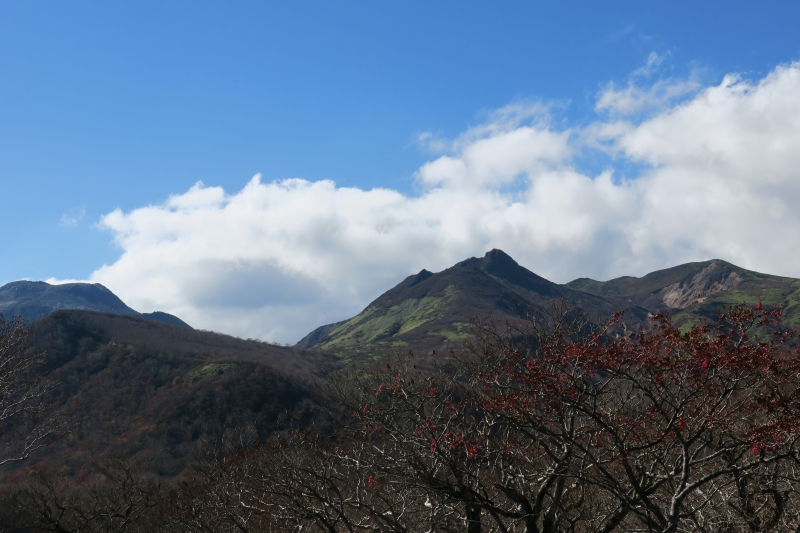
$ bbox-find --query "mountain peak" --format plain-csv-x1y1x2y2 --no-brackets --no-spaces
0,280,191,329
475,249,560,297
0,280,138,320
408,269,434,287
482,248,515,263
298,249,569,350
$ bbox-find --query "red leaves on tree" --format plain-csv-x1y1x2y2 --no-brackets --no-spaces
320,301,800,532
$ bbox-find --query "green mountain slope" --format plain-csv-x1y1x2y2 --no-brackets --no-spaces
300,252,800,360
297,250,650,359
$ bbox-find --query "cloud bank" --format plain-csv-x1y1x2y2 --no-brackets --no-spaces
90,62,800,343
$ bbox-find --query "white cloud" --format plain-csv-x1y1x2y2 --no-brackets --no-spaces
60,206,86,227
599,64,800,276
632,51,669,79
89,62,800,343
595,51,701,117
595,77,700,117
43,277,91,285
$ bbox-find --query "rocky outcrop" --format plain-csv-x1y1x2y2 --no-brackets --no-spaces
659,263,743,309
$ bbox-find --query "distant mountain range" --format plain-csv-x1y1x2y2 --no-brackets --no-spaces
4,251,800,355
2,251,799,481
0,280,191,328
297,250,800,357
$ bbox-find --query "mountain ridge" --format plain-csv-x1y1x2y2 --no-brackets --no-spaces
299,250,649,355
565,259,746,307
0,280,192,329
299,251,800,355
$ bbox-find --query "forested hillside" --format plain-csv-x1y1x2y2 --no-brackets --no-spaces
0,310,334,481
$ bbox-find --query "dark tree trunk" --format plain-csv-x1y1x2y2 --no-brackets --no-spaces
466,502,481,533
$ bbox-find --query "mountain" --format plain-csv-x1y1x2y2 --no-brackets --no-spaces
566,259,800,329
7,253,800,482
297,250,650,358
299,251,800,357
0,280,191,328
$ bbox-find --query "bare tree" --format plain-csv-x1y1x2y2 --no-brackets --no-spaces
164,301,800,533
169,425,438,533
329,302,800,532
9,458,165,533
464,302,800,532
0,314,61,467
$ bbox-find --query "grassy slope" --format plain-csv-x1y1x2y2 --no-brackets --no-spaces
312,255,542,358
320,284,464,347
310,250,649,360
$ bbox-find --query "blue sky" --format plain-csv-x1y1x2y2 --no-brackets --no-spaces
3,2,800,341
